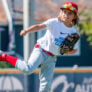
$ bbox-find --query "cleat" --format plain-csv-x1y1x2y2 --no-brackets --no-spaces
0,50,7,61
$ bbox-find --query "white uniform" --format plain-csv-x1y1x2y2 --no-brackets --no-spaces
37,18,77,55
16,18,78,92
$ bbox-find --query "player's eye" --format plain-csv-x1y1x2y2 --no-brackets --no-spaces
63,9,74,15
68,12,73,15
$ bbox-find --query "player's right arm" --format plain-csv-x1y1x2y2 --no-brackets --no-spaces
20,23,46,36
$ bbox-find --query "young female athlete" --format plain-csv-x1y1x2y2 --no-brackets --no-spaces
0,2,79,92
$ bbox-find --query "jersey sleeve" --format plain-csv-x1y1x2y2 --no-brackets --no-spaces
72,27,80,34
43,18,55,29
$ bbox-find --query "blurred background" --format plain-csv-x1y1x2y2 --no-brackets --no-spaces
0,0,92,92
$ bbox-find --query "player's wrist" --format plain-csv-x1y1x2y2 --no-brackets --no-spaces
24,29,29,33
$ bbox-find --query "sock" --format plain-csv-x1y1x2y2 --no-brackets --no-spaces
6,54,18,67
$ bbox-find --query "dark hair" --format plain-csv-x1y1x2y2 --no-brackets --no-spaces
72,15,79,26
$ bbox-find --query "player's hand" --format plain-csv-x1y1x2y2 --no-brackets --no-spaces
65,49,77,55
20,30,27,36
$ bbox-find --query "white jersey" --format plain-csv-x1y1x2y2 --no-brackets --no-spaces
37,18,78,55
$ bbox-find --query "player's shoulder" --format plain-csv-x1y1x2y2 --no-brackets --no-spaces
72,26,76,30
72,26,79,34
46,18,58,23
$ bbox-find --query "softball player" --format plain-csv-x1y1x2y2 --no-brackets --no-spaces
0,2,79,92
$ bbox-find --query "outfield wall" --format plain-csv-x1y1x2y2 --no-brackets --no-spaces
0,68,92,92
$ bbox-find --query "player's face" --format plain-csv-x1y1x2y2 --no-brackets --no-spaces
59,9,76,26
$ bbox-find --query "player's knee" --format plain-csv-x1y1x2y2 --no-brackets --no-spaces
16,59,35,74
22,65,35,74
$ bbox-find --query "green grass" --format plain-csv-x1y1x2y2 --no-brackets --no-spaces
0,62,14,68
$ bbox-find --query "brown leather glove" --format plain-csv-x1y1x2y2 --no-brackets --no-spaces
60,33,80,55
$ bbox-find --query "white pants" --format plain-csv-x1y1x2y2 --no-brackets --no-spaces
16,47,57,92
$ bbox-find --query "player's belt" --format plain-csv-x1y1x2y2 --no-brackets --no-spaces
35,44,55,56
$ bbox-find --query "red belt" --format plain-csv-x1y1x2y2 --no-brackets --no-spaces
35,44,55,56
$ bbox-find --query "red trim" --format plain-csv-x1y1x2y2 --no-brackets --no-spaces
42,49,55,56
35,44,55,56
35,44,40,48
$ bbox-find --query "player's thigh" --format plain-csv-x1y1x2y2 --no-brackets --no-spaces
27,48,48,69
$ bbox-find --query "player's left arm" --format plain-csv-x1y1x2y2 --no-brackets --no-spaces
65,49,77,55
60,32,80,55
65,33,80,55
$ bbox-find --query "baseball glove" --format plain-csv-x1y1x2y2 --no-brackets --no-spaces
60,33,80,55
